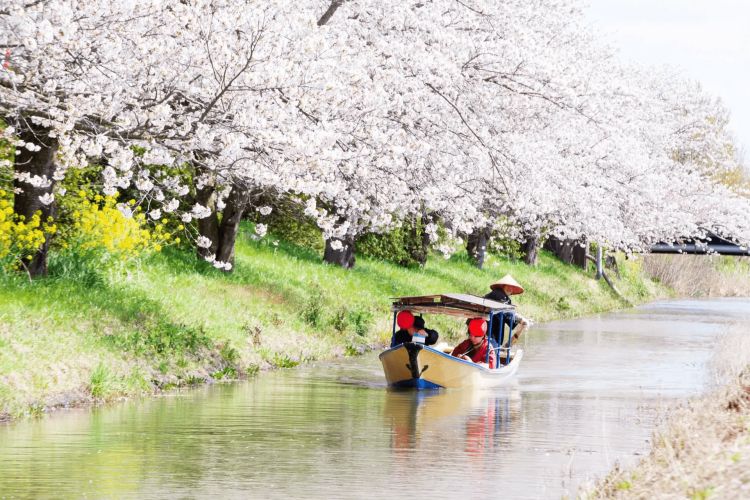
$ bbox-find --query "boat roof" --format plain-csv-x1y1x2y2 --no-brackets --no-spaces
391,294,515,319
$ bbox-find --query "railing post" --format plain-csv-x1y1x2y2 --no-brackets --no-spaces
505,312,514,365
595,245,603,280
486,313,494,365
390,311,397,347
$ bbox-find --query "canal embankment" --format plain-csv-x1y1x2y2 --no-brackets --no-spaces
584,327,750,499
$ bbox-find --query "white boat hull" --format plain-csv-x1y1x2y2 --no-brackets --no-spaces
379,343,523,389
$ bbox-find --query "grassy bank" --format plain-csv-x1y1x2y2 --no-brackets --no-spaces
584,330,750,499
0,225,666,421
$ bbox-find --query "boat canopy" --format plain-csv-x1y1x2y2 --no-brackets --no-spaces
391,293,514,320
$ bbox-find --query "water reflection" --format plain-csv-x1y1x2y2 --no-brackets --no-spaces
384,388,519,460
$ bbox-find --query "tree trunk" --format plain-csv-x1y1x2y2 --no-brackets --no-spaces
13,125,58,277
194,177,252,271
466,227,490,269
420,214,432,263
323,235,356,268
543,235,574,263
194,172,219,260
215,188,251,266
572,240,588,270
521,233,539,266
544,236,588,270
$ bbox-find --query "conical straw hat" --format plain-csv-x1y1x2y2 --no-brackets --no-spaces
490,274,524,295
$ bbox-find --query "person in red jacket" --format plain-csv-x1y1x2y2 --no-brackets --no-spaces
451,318,496,369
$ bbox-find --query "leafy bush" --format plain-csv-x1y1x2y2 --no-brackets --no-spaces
257,347,300,368
488,236,524,261
348,307,373,337
89,363,112,399
106,321,212,358
215,342,241,379
219,342,240,365
247,194,324,253
326,305,372,336
329,306,349,333
48,190,178,279
63,192,168,257
301,284,325,327
359,218,429,267
555,296,571,311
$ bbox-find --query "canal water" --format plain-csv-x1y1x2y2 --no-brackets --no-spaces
1,298,749,499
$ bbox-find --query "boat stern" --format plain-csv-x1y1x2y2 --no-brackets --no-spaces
379,343,442,389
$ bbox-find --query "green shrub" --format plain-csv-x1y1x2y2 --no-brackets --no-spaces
212,366,238,380
329,306,349,333
358,219,430,267
89,363,112,399
272,354,299,368
247,194,324,254
47,248,107,287
219,342,240,365
125,368,152,393
301,284,325,327
27,402,45,418
556,296,571,311
358,226,413,265
348,307,373,337
105,321,212,357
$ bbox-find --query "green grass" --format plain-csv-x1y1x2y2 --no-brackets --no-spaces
0,224,667,420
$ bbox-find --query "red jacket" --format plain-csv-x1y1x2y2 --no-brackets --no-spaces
451,338,495,369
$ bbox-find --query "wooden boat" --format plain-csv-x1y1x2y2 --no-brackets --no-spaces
379,294,524,389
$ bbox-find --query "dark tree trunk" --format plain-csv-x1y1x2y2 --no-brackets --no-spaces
521,233,539,266
215,188,251,266
194,177,252,271
420,215,432,262
543,235,574,263
194,171,219,260
323,235,356,268
572,241,588,270
466,227,490,269
544,236,588,269
13,125,58,277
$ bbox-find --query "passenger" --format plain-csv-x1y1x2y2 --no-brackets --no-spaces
484,274,530,345
412,316,439,345
451,318,496,369
392,312,439,347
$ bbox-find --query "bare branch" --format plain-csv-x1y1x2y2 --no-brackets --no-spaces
317,0,345,26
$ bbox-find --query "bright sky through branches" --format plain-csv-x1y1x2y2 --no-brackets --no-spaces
586,0,750,160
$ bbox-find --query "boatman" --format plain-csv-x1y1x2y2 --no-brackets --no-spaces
484,274,523,305
484,274,531,345
391,311,439,347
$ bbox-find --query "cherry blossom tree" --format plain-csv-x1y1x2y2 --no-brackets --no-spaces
3,0,749,278
1,0,330,271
